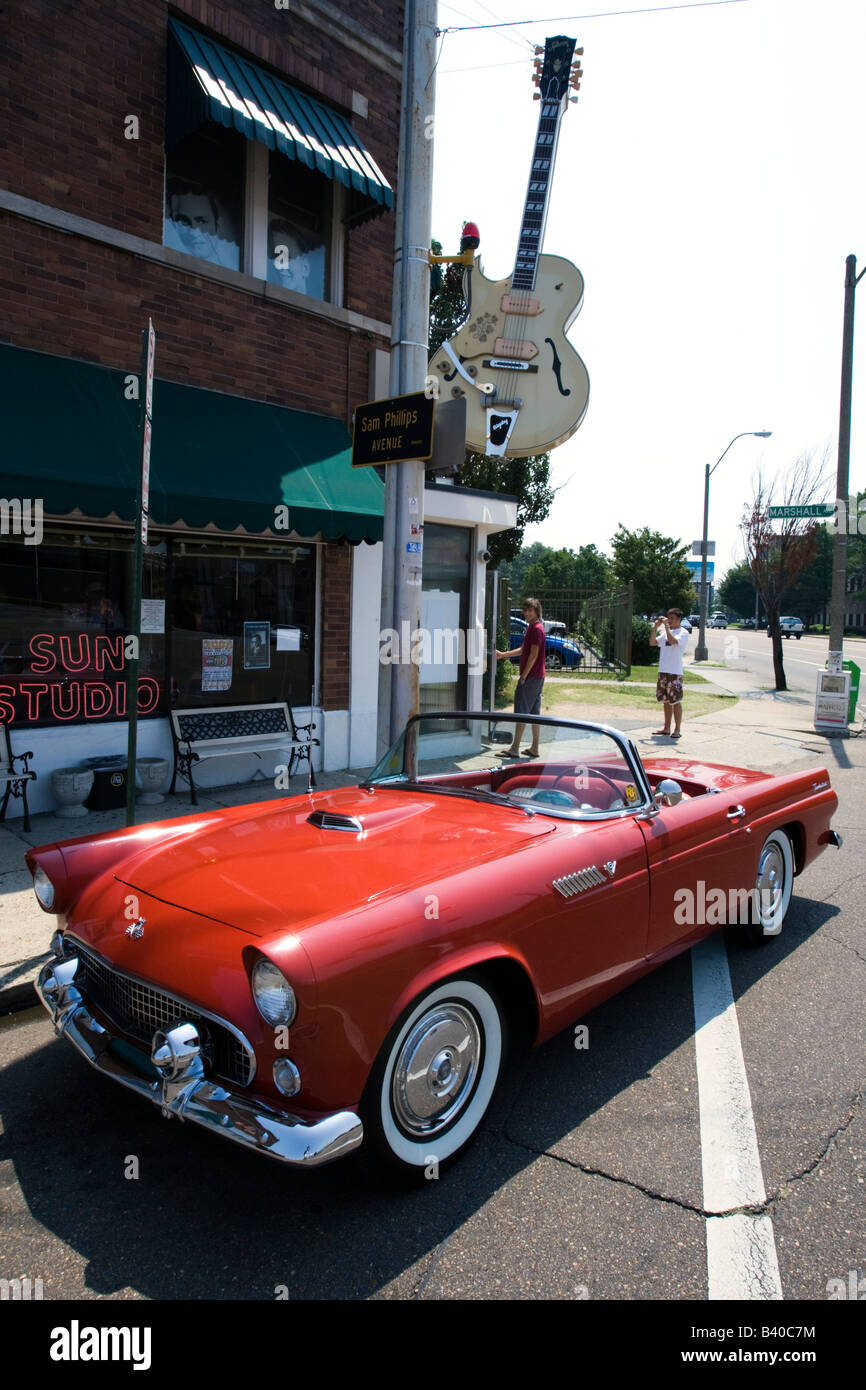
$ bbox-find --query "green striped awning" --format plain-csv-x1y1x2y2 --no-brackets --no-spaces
0,346,384,544
167,17,393,221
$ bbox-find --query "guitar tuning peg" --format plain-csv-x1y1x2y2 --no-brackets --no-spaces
576,47,584,55
534,45,544,55
533,92,541,100
569,95,579,103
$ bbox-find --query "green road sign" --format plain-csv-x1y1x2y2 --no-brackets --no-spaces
768,503,834,519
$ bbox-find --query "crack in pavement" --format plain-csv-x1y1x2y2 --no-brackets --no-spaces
498,1089,863,1221
822,929,866,965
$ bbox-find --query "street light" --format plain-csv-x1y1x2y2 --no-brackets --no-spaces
694,431,772,662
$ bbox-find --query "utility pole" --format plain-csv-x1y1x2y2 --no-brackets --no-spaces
377,0,437,755
827,253,864,671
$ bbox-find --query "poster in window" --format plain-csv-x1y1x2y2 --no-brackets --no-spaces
244,622,271,670
202,638,233,692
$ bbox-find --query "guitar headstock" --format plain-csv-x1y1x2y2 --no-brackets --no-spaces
532,36,583,106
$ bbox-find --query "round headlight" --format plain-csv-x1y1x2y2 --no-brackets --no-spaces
251,958,296,1027
33,866,56,912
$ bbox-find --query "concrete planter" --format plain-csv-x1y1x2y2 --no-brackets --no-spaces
136,756,170,805
51,767,94,818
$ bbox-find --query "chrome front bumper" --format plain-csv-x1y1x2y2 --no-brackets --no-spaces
36,957,363,1168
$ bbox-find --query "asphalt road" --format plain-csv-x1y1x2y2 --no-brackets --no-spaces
1,746,863,1321
697,627,866,696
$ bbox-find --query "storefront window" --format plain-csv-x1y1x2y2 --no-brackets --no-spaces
267,151,329,299
164,126,245,271
168,541,316,710
0,533,163,729
420,524,471,716
0,533,316,730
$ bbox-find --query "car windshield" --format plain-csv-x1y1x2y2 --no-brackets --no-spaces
365,713,651,819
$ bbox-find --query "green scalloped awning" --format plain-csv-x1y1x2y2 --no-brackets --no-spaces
167,17,393,224
0,346,384,544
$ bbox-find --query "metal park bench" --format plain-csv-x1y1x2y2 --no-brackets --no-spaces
169,702,319,805
0,724,36,832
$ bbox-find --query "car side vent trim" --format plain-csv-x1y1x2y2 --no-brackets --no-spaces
307,811,363,833
552,866,608,898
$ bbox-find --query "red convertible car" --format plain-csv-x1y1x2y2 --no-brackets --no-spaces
29,713,840,1176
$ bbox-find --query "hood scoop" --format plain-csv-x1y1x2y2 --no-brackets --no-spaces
307,810,363,833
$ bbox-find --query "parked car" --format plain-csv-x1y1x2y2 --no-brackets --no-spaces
510,617,583,670
778,616,805,639
708,613,728,628
741,617,756,629
688,614,700,627
30,711,840,1177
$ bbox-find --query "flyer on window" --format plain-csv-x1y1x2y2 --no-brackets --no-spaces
243,621,271,669
202,638,233,691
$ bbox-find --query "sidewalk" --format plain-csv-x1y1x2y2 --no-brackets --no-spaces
0,674,853,1015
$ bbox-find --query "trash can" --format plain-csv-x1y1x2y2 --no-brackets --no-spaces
844,660,861,724
81,756,129,810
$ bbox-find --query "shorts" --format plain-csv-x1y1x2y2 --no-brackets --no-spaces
656,673,683,704
515,676,544,715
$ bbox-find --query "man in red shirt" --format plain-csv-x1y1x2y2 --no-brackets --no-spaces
495,598,546,758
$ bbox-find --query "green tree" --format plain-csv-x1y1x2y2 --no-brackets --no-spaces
523,544,611,594
427,241,554,563
610,525,693,615
717,561,757,619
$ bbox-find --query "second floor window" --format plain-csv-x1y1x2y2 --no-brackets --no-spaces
164,126,246,272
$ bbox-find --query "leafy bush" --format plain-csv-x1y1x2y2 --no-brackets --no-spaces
632,616,654,666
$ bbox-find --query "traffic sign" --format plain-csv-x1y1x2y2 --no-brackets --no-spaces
352,391,435,467
692,540,715,556
768,503,834,519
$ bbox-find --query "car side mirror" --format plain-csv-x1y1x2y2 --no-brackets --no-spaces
657,779,683,807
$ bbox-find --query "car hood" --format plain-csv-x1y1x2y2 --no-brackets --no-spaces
113,787,556,937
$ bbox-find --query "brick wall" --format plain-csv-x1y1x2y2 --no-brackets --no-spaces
0,216,382,419
321,541,352,709
0,0,400,333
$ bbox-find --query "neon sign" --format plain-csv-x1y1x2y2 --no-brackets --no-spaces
0,634,160,723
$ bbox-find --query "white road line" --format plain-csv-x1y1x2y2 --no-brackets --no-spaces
691,934,782,1300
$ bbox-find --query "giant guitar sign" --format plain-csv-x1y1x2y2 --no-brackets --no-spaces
427,36,589,458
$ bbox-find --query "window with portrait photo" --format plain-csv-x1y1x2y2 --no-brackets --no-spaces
164,125,245,271
267,153,330,300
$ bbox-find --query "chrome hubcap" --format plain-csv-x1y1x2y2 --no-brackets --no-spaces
756,843,784,919
392,1004,481,1137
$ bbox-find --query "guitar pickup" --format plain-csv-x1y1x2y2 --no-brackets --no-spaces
499,294,542,316
493,338,537,360
484,360,538,373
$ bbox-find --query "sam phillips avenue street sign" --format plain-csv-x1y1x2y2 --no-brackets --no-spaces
352,391,435,467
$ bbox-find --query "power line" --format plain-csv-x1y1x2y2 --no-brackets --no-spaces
438,0,748,34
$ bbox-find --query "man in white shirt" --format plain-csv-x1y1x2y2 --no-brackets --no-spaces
650,606,689,738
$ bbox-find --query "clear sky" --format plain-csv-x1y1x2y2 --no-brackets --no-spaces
430,0,866,585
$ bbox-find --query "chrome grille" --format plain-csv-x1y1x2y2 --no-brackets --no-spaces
68,941,254,1087
552,866,608,898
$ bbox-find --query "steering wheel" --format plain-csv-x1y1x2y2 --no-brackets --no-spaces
555,769,625,810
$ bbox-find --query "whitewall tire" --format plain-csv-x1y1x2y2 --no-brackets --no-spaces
363,976,505,1174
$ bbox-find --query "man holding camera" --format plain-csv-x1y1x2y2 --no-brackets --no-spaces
650,607,689,738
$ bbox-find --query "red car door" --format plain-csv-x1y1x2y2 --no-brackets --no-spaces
637,791,751,960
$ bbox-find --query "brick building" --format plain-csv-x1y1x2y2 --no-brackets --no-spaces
0,0,404,810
